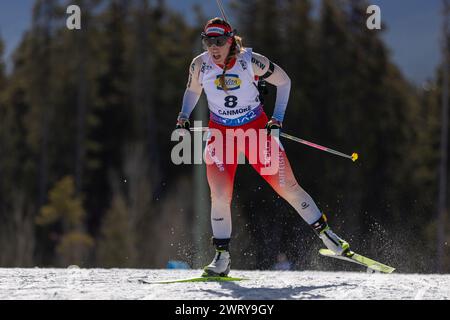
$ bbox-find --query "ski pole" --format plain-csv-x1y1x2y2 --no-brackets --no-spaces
277,132,359,162
189,127,359,162
216,0,229,22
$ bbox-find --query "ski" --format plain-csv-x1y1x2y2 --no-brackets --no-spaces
319,249,395,273
135,276,248,284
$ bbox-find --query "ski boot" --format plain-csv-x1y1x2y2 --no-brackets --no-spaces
202,238,231,277
311,214,350,256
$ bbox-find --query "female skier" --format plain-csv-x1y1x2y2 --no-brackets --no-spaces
176,18,350,277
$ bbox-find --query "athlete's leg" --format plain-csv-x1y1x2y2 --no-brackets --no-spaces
246,131,350,254
205,128,238,240
203,127,237,276
247,133,322,224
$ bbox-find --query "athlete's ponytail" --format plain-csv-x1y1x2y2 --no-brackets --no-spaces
220,35,243,92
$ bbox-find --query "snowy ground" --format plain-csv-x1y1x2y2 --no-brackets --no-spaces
0,268,449,300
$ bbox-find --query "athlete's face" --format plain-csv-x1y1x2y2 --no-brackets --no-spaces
206,38,232,65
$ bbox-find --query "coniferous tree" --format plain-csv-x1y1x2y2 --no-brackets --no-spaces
36,176,94,266
28,0,59,210
85,0,133,234
0,36,6,199
71,0,94,195
0,37,5,90
0,35,40,266
422,60,450,272
123,143,153,267
97,179,136,267
282,0,317,130
0,37,36,266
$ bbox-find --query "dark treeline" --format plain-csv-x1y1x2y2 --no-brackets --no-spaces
0,0,448,273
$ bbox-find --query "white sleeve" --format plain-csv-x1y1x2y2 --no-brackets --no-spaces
266,64,291,122
179,89,201,119
252,52,291,122
178,57,203,119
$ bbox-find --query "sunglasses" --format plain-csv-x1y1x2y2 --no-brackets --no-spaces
202,35,231,47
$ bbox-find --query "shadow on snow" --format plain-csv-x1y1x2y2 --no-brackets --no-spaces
196,281,355,300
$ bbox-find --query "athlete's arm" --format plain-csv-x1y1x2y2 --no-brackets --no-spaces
251,52,291,122
178,56,203,122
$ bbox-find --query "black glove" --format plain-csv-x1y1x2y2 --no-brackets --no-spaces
175,116,190,130
265,118,282,135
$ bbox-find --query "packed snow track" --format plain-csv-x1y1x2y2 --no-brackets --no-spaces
0,269,448,300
